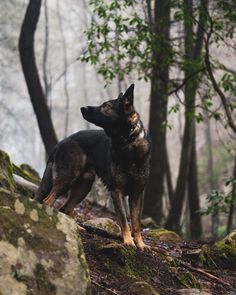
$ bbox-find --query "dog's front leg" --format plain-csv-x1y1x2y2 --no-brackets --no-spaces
111,191,135,247
129,192,149,250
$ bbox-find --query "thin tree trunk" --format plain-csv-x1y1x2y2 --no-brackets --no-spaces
188,122,202,238
204,109,218,237
165,0,207,231
42,0,49,100
19,0,58,157
165,147,174,206
226,154,236,233
143,0,170,224
56,0,70,137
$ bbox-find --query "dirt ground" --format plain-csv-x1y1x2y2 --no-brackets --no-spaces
75,200,236,295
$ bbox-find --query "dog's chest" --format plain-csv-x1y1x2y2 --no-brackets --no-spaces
111,157,150,194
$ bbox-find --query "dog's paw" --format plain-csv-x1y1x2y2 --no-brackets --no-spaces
134,238,150,251
123,237,136,248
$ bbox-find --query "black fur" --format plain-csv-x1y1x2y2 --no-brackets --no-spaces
34,84,151,249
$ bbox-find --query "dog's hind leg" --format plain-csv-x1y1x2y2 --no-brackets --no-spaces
111,191,135,247
59,168,96,214
34,162,53,203
42,147,88,207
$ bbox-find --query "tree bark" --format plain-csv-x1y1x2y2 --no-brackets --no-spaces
19,0,58,157
188,122,202,238
204,109,218,237
143,0,170,224
165,147,174,207
56,0,70,137
226,154,236,233
166,0,207,231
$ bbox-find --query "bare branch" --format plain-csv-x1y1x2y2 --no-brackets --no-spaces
204,16,236,134
167,67,206,96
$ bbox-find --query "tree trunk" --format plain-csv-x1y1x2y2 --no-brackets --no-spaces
165,147,174,207
42,0,49,100
56,0,70,137
19,0,58,157
165,0,207,231
188,122,202,238
226,154,236,233
143,0,170,224
204,109,218,237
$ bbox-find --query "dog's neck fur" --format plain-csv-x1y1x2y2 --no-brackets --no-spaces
112,117,146,149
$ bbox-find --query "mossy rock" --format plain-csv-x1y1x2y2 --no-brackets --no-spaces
98,242,153,279
141,217,159,229
13,163,41,185
148,228,182,242
0,150,15,192
214,230,236,269
199,230,236,270
129,281,160,295
83,217,121,236
0,188,91,295
0,150,40,199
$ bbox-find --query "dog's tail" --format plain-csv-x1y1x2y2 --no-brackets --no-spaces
34,161,53,203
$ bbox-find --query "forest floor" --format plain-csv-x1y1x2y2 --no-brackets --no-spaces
72,200,236,295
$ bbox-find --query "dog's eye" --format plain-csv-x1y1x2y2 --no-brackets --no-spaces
102,103,110,110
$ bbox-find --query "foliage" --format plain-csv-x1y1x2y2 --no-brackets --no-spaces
200,177,236,215
80,0,152,83
81,0,236,122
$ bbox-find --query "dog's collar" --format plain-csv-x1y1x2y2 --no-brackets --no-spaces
119,121,145,145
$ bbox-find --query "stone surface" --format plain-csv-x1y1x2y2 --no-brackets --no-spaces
0,146,93,295
83,217,121,236
148,228,182,242
0,188,91,295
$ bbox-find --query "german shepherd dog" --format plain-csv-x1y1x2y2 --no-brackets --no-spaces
34,84,151,249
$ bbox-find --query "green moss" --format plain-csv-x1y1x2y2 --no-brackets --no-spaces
0,150,15,191
149,228,182,242
176,270,200,288
215,240,236,268
34,263,56,295
13,164,40,185
16,184,34,199
99,243,153,280
199,246,218,268
0,190,65,253
77,235,91,281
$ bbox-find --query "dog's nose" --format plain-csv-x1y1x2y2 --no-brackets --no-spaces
80,107,88,114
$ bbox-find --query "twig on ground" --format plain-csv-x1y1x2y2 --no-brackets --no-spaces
151,246,231,287
92,280,120,295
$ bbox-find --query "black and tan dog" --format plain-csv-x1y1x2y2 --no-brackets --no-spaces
34,84,151,249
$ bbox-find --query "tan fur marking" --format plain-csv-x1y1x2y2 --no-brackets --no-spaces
44,192,57,207
129,113,138,123
122,225,135,247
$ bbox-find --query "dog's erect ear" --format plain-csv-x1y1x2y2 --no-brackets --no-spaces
120,84,135,114
123,84,135,105
117,92,123,99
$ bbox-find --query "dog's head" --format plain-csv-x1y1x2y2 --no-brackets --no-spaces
81,84,138,137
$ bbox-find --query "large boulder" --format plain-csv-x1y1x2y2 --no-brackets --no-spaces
0,188,91,295
0,150,91,295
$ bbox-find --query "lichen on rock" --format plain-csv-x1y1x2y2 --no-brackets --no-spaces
0,187,91,295
82,217,121,236
148,228,182,242
0,150,15,192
